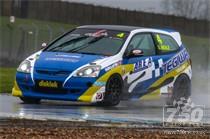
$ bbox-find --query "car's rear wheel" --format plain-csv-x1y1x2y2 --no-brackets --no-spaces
167,74,191,105
97,74,123,106
20,97,41,104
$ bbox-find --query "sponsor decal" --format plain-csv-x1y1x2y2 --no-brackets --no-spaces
94,81,106,87
116,33,125,38
55,54,81,58
45,57,79,63
156,34,163,45
134,57,153,73
96,92,104,101
162,49,189,73
155,34,170,51
105,61,122,72
38,80,58,88
158,45,170,51
85,30,108,37
92,87,105,102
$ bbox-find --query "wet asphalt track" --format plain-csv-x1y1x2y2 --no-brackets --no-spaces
0,91,209,125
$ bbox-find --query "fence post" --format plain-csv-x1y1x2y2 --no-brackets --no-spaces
46,24,53,42
31,23,39,51
7,23,14,63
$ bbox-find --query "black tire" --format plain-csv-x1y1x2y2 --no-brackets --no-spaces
167,74,191,105
97,74,123,106
20,97,41,104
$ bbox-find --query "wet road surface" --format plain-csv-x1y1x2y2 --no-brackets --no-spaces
0,92,209,125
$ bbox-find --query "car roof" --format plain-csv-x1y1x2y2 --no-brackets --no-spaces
77,25,144,32
77,25,182,46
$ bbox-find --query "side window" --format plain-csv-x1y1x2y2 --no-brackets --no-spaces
127,34,156,56
154,33,179,54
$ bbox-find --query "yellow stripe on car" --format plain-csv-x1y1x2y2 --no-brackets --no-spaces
139,61,190,100
78,64,134,102
150,61,190,89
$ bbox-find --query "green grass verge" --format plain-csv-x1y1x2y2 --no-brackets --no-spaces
0,68,16,93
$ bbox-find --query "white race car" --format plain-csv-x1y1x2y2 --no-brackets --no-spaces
12,25,192,106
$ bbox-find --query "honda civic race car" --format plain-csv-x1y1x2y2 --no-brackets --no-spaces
12,25,192,106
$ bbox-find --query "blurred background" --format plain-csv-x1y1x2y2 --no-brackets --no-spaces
0,0,209,95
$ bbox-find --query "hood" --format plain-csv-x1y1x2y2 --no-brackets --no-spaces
34,52,106,71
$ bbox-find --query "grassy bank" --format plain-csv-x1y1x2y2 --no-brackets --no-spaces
0,68,16,93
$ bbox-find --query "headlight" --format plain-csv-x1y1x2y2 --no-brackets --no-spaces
74,65,101,77
17,60,31,73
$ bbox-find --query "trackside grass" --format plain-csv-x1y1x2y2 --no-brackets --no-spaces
0,68,16,93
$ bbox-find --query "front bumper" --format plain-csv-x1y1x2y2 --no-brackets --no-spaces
12,72,104,102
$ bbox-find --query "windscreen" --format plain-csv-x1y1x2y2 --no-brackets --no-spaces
45,28,129,56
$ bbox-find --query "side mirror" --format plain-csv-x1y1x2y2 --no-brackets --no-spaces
128,49,144,57
41,42,47,49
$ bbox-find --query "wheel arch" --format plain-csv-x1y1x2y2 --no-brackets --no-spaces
106,73,124,87
174,73,191,85
173,72,191,97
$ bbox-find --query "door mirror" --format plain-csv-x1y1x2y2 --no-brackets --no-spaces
128,49,144,57
41,42,47,49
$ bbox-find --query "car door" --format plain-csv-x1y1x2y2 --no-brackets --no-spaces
122,33,159,98
149,33,181,94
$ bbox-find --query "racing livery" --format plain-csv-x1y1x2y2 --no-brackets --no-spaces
12,25,192,106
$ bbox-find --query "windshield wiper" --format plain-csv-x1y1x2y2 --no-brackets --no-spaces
69,36,105,53
88,36,104,44
47,36,88,52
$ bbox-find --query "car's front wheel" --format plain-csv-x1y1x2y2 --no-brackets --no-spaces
20,97,41,104
97,74,123,106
